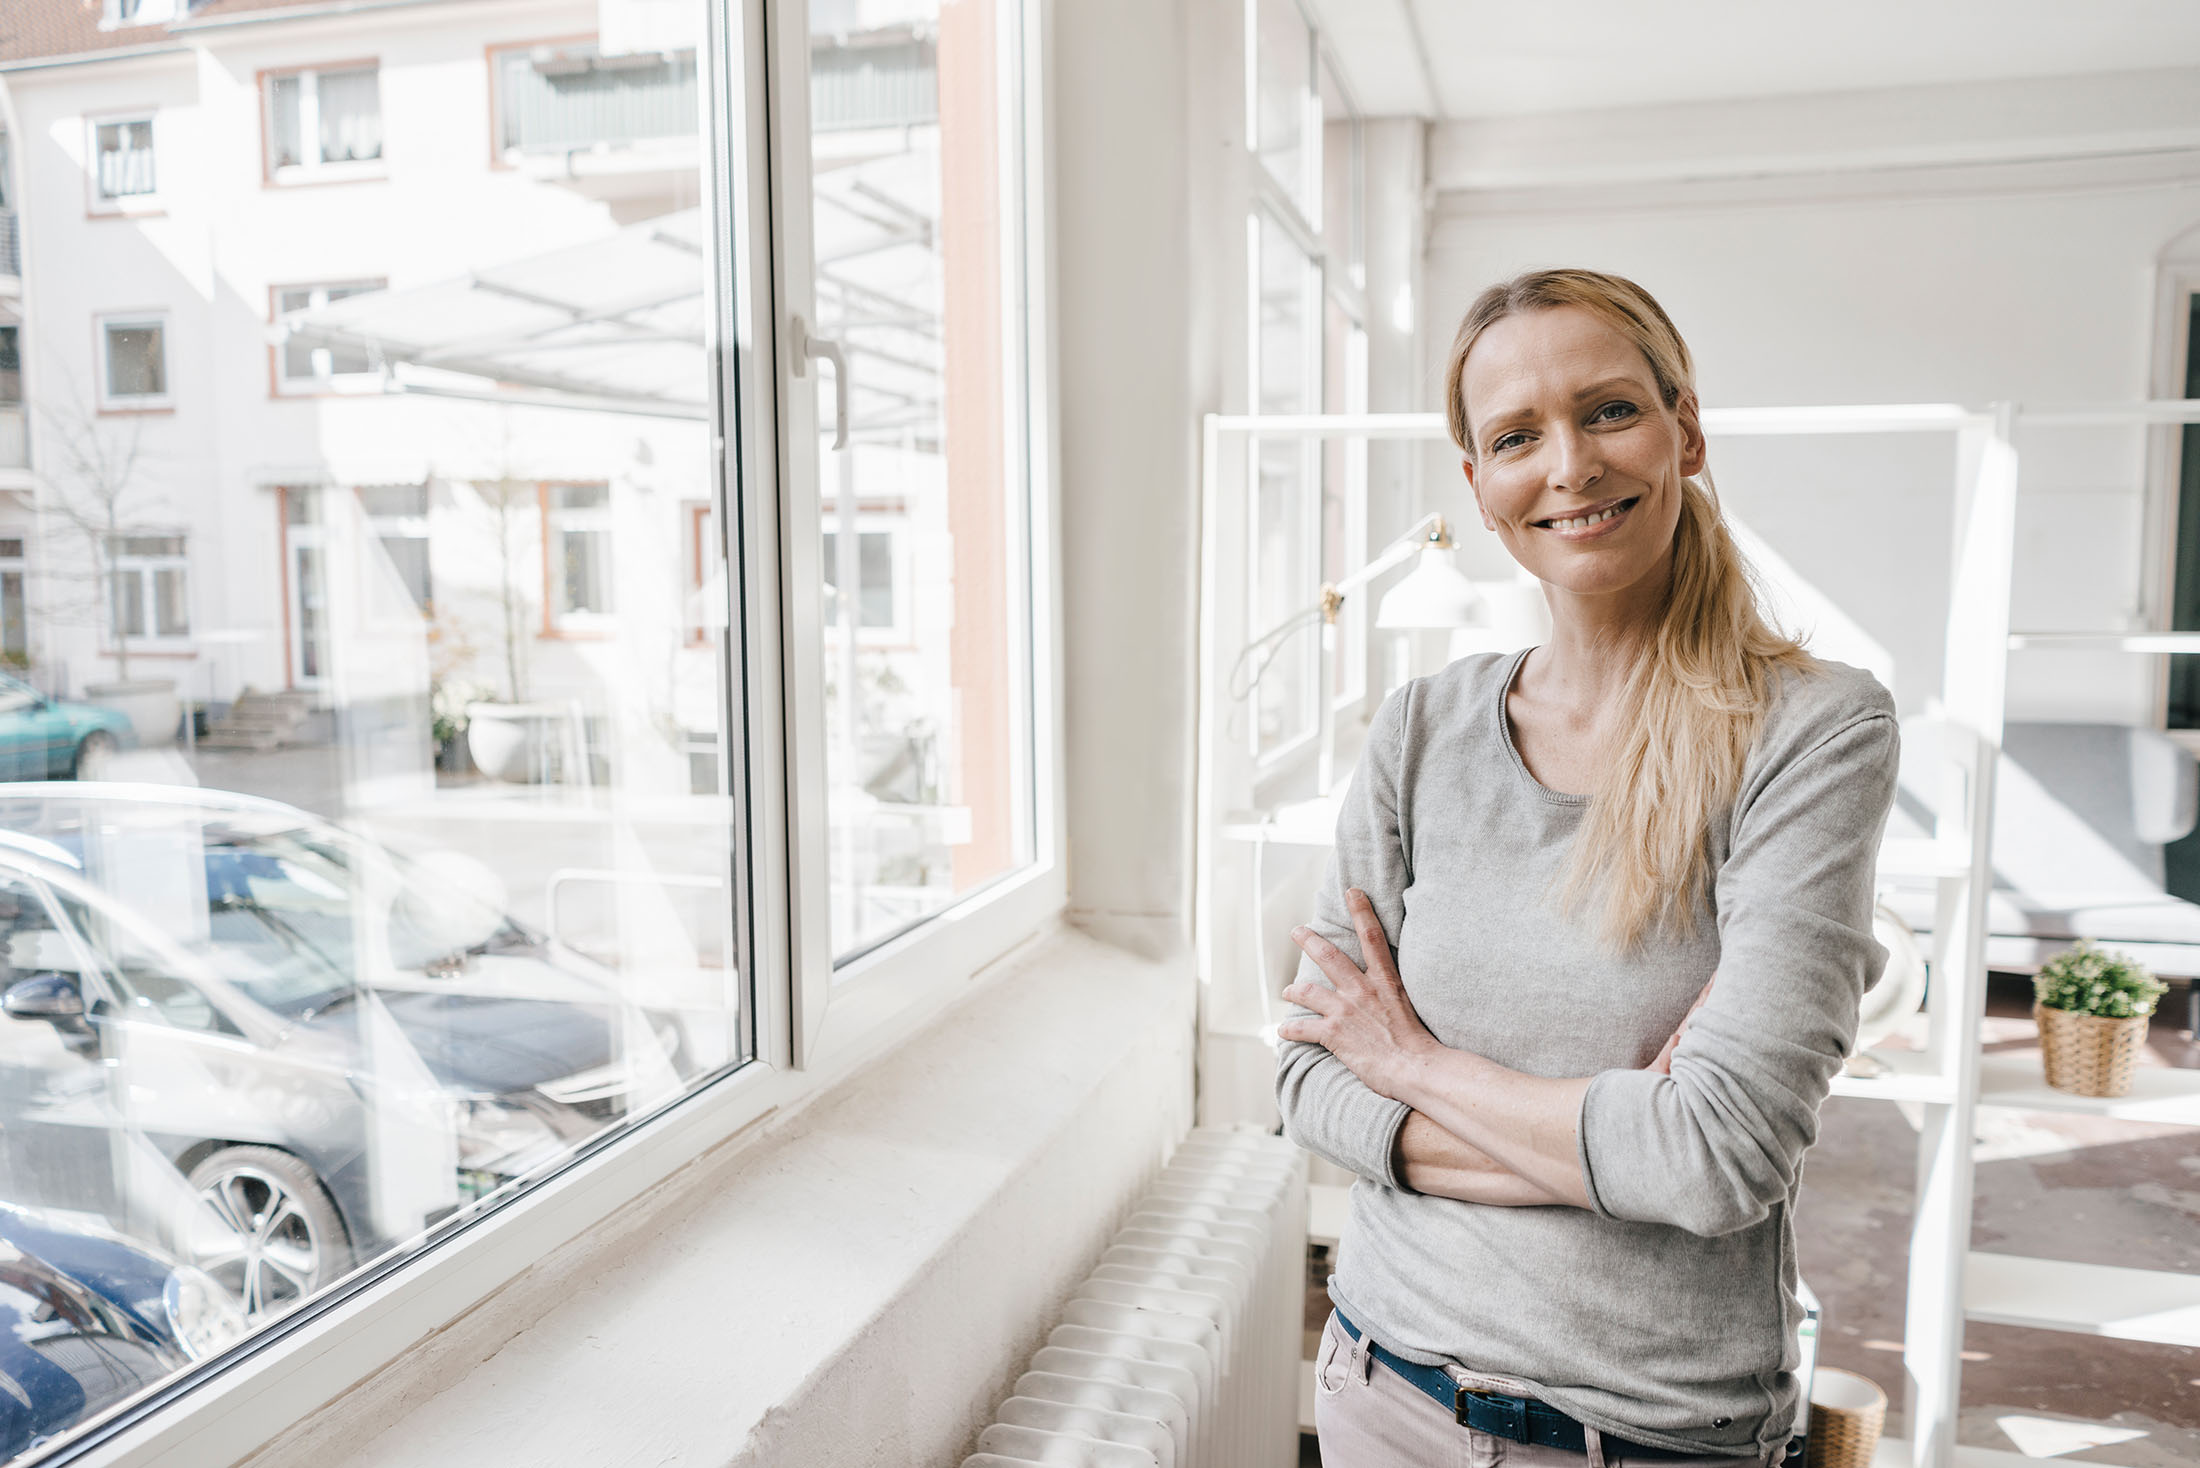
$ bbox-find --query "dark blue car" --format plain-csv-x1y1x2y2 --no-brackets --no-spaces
0,1203,244,1460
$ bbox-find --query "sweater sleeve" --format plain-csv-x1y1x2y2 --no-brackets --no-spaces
1576,701,1900,1236
1274,686,1415,1189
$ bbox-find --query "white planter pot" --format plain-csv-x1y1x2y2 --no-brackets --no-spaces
465,701,579,784
83,678,180,747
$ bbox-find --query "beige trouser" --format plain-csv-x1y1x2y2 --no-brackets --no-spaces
1312,1311,1780,1468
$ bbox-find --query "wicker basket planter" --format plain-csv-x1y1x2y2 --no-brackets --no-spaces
2035,1002,2149,1098
1806,1367,1887,1468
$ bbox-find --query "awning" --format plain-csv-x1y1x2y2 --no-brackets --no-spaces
278,209,711,420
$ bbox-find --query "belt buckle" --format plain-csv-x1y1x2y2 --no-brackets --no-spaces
1457,1388,1529,1442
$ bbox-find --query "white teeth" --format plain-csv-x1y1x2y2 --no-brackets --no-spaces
1544,501,1629,531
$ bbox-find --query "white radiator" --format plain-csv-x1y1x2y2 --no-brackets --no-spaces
961,1128,1309,1468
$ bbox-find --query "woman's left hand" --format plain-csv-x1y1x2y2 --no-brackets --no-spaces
1278,887,1442,1101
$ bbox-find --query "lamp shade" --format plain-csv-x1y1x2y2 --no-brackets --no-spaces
1375,547,1482,630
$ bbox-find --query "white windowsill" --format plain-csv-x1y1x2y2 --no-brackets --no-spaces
82,920,1194,1468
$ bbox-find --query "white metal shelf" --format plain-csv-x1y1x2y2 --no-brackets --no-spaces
1964,1253,2200,1347
1872,1439,2109,1468
1975,1051,2200,1125
1828,1048,1958,1105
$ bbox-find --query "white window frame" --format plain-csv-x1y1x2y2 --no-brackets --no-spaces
273,281,385,394
96,311,172,411
49,3,1064,1464
106,533,191,650
86,111,160,216
263,63,386,184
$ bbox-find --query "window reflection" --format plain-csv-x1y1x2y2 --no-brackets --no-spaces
0,0,740,1455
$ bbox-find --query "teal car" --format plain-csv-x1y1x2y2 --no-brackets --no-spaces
0,671,134,780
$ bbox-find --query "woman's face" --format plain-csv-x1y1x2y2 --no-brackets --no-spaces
1459,304,1704,605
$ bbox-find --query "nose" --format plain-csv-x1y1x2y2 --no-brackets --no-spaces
1547,423,1603,495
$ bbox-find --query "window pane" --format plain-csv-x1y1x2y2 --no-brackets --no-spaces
317,68,384,164
269,74,303,169
2,1,747,1444
95,118,156,199
1252,211,1317,753
111,566,145,637
805,0,1034,960
105,322,165,397
1,569,23,663
153,565,189,637
1254,0,1310,211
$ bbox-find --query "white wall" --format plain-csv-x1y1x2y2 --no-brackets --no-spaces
1421,67,2200,723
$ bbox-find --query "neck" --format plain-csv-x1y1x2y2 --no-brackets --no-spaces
1529,551,1671,707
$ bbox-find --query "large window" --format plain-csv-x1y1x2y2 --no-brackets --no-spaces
0,1,1053,1461
797,0,1038,961
106,532,189,644
1244,0,1367,765
265,64,384,180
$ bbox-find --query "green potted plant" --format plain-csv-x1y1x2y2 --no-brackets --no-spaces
2032,942,2167,1098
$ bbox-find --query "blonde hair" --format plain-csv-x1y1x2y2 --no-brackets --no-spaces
1443,269,1818,952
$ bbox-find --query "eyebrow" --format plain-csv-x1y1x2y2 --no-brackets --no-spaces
1472,375,1650,444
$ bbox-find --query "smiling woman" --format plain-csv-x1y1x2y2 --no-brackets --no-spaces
1277,268,1901,1468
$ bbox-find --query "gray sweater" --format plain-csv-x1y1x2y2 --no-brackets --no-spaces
1277,647,1899,1460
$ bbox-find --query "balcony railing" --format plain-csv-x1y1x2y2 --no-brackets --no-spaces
0,209,18,279
497,48,698,155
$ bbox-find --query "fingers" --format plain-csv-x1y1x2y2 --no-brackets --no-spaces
1288,924,1365,992
1279,981,1342,1017
1275,1016,1320,1045
1345,888,1397,979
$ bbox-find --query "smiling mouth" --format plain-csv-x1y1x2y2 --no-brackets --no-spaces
1535,496,1639,531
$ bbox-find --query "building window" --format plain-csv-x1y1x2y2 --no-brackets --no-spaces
0,537,26,666
820,516,907,642
91,115,157,208
545,482,613,626
274,281,384,392
357,482,432,612
108,533,189,643
266,65,384,180
491,42,698,158
0,325,22,470
98,315,169,408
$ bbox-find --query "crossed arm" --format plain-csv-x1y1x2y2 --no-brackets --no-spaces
1279,886,1708,1209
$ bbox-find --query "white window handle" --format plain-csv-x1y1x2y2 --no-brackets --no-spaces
789,314,849,451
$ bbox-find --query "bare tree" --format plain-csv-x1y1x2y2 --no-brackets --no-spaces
35,376,170,683
475,466,535,704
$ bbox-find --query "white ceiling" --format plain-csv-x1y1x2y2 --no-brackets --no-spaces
1306,0,2200,119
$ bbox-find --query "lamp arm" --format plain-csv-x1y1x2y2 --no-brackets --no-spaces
1325,510,1454,604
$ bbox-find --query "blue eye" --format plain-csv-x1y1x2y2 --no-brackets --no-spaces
1491,431,1528,452
1592,401,1637,424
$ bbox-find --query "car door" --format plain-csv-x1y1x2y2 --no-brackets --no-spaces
0,869,128,1226
0,676,39,781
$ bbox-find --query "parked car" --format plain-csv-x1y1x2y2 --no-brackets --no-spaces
0,673,134,782
0,785,684,1322
0,1201,245,1460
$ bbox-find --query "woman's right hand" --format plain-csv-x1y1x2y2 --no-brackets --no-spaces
1648,975,1716,1074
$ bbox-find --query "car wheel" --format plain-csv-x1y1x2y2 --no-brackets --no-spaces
186,1146,351,1321
70,730,116,781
